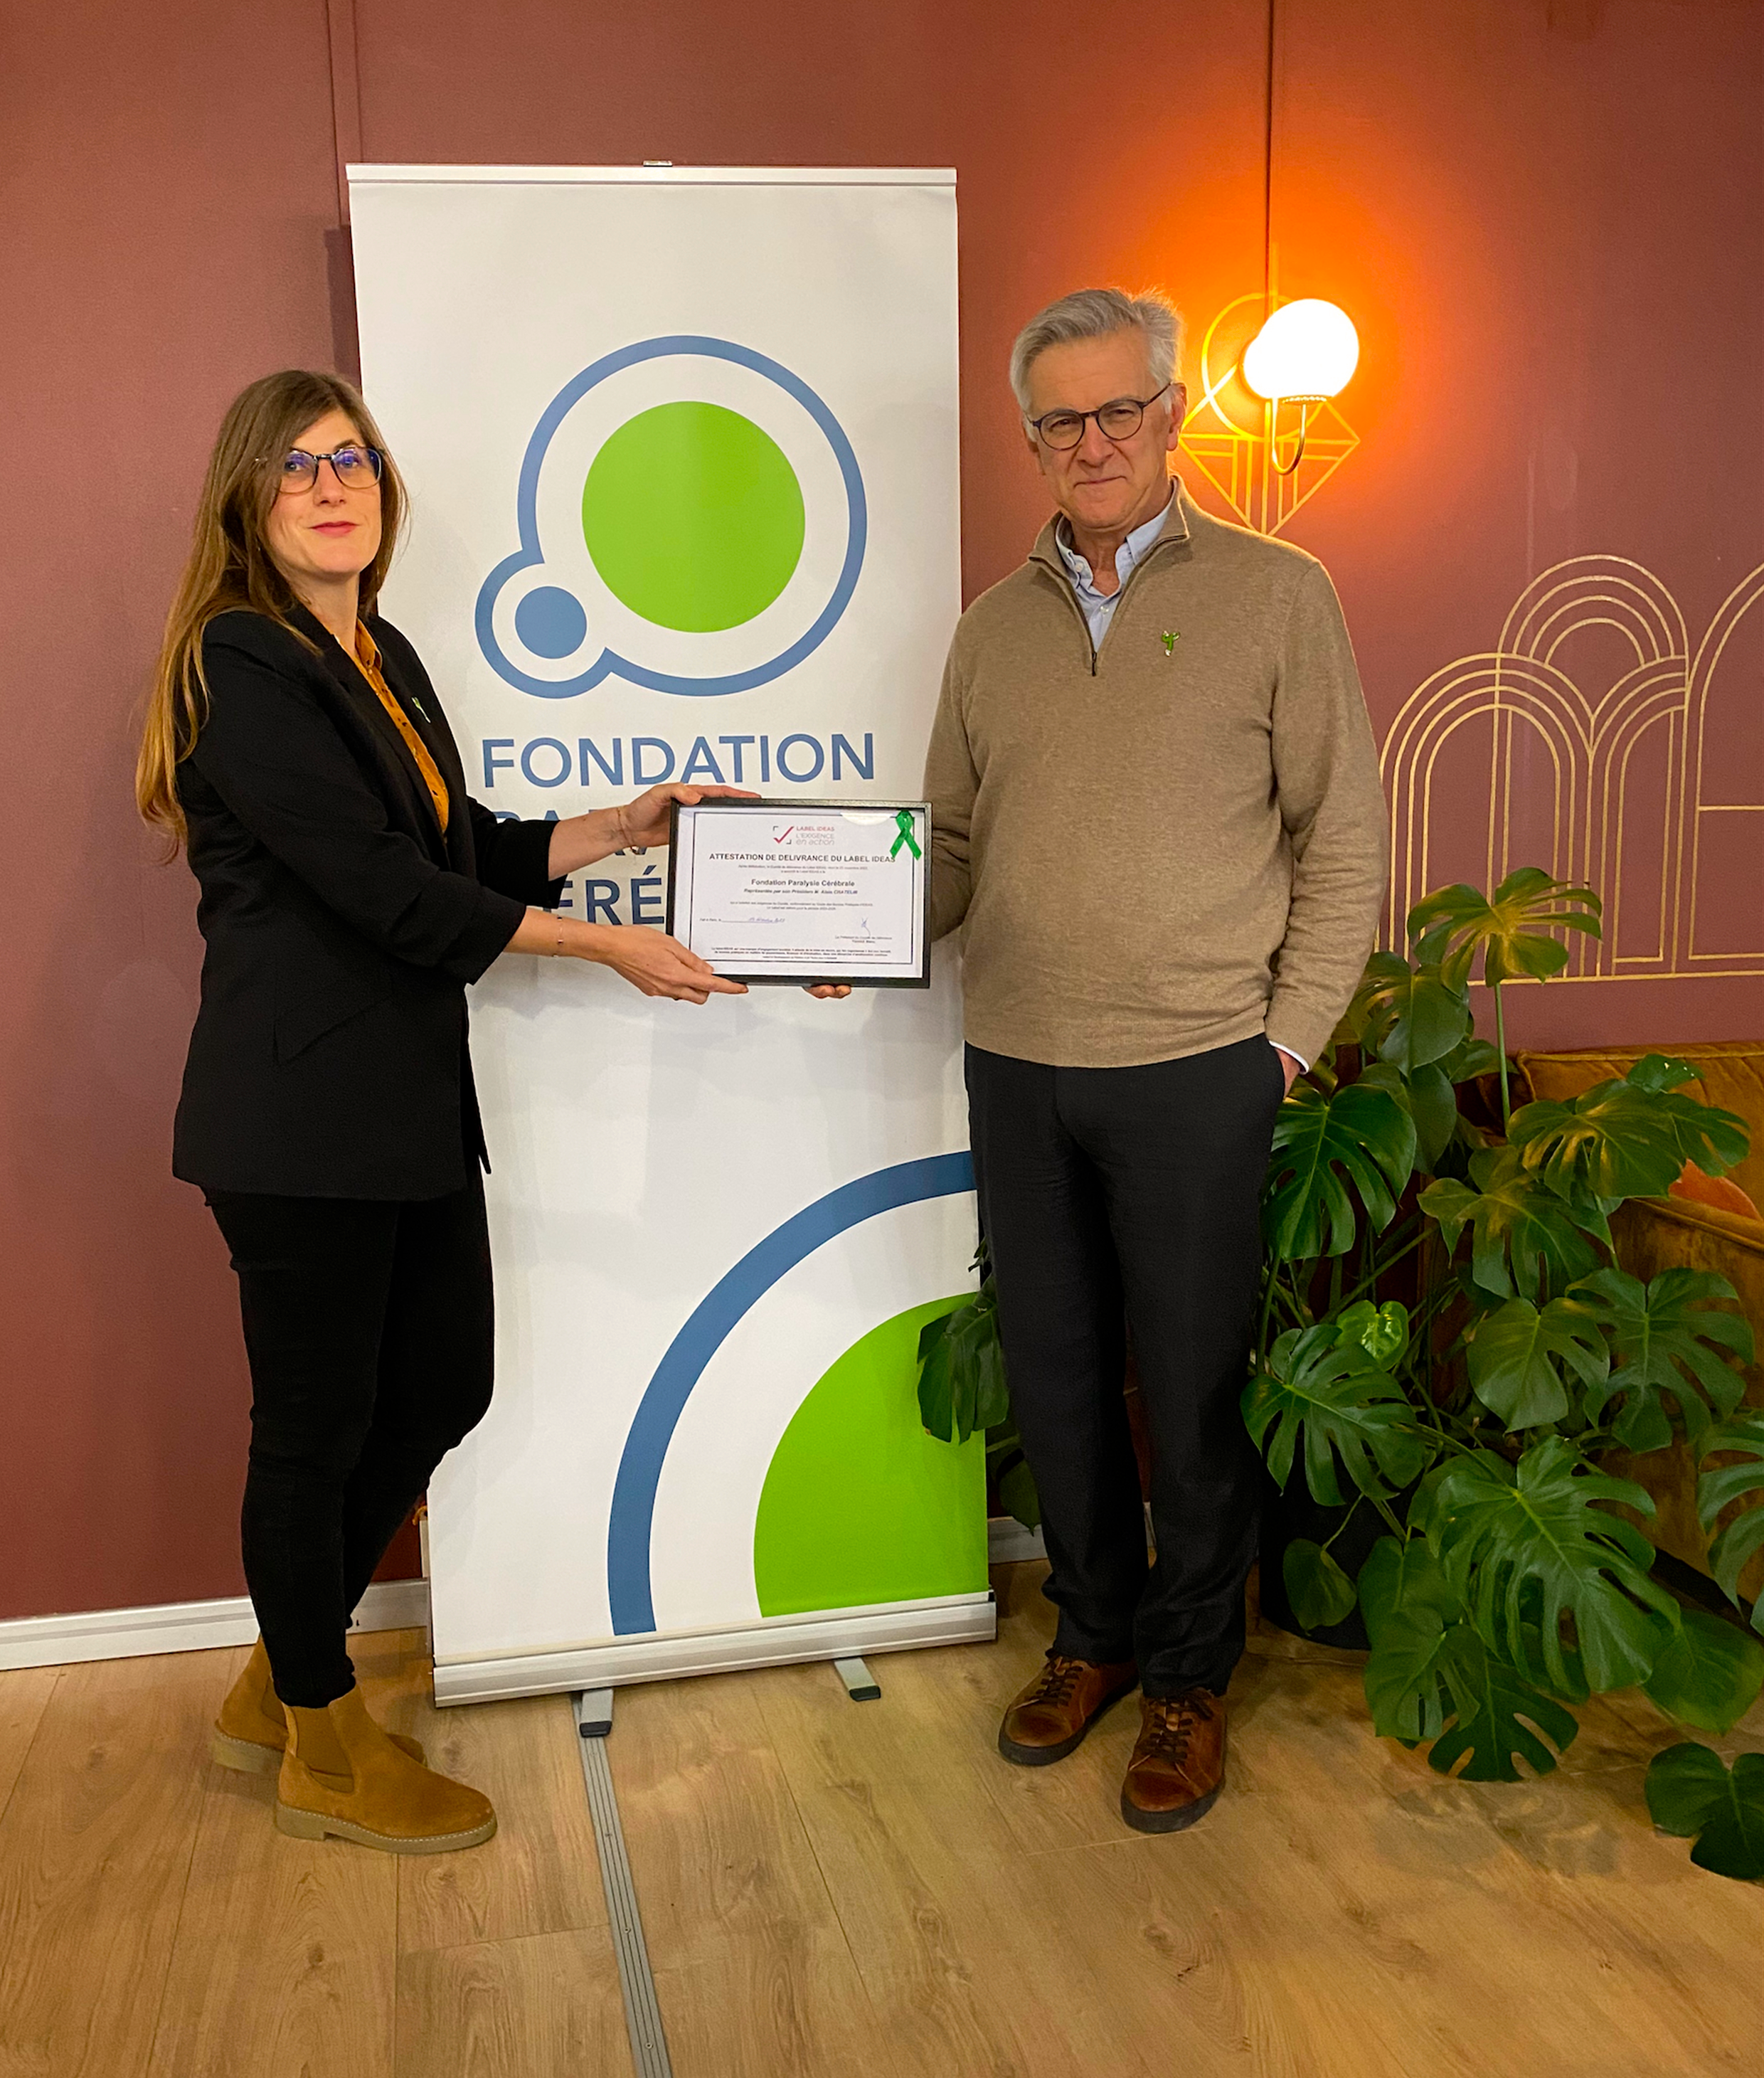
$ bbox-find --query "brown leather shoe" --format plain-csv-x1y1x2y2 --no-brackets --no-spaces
1121,1688,1226,1833
998,1651,1138,1767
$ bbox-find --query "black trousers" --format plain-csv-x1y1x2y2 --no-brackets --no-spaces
206,1175,495,1708
966,1035,1284,1697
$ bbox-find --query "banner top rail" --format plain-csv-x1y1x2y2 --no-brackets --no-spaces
346,164,957,188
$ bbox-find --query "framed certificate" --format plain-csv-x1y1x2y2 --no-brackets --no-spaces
666,799,932,987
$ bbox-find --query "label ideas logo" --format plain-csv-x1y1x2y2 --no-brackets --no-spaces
477,337,867,700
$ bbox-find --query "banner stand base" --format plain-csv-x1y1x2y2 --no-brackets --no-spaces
432,1589,996,1707
574,1688,673,2077
832,1655,882,1702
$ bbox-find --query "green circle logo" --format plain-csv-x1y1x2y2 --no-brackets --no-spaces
581,401,806,632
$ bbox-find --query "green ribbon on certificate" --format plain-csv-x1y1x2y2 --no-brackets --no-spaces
890,810,923,861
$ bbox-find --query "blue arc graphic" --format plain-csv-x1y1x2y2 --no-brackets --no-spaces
606,1151,976,1636
476,334,868,699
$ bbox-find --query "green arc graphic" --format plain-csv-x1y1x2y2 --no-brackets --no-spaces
753,1297,987,1618
582,399,805,632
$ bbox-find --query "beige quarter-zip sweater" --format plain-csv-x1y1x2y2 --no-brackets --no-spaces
923,482,1387,1071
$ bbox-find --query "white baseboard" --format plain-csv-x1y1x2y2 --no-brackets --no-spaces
984,1513,1149,1565
0,1577,431,1674
0,1515,1046,1677
987,1516,1046,1564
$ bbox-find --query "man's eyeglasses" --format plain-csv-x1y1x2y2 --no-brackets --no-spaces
272,445,384,494
1025,384,1173,452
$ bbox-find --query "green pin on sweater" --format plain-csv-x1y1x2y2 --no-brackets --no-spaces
1161,629,1181,657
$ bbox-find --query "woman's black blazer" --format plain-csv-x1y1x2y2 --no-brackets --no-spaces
172,604,563,1199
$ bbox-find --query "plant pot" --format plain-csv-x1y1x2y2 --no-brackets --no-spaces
1257,1471,1417,1651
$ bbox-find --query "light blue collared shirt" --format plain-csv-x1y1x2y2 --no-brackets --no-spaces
1053,489,1174,654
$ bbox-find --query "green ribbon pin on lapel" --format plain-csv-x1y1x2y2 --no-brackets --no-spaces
889,810,923,860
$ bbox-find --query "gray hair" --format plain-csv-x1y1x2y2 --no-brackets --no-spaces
1009,287,1184,414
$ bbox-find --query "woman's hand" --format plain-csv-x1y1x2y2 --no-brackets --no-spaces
616,782,758,852
592,926,748,1002
508,910,745,1002
804,984,853,1000
545,785,760,877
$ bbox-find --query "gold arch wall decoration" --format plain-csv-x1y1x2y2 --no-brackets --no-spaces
1381,556,1764,981
1178,292,1360,537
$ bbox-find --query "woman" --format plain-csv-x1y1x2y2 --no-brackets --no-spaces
138,369,749,1855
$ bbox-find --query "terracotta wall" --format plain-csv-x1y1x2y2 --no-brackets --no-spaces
1,0,1758,1621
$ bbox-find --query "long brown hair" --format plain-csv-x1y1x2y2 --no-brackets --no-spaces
136,369,408,852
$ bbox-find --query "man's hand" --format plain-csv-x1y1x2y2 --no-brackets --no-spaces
618,783,758,852
804,984,853,1000
1275,1046,1302,1094
595,927,748,1004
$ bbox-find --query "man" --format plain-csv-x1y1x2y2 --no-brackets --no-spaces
924,286,1386,1833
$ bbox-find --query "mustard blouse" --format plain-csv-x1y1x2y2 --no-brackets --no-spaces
353,623,450,834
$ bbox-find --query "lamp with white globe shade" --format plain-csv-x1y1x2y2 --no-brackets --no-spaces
1241,299,1361,402
1239,298,1359,475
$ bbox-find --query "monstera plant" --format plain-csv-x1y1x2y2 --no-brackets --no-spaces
917,1243,1041,1533
920,867,1764,1875
1249,869,1763,1874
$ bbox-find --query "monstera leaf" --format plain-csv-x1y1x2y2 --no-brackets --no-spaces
1696,1414,1764,1630
1407,869,1602,990
917,1283,1007,1443
1242,1324,1429,1506
1372,1032,1504,1173
1282,1539,1359,1631
1645,1745,1764,1881
1641,1608,1764,1734
1349,953,1471,1071
1357,1061,1459,1175
1362,1537,1584,1777
1570,1267,1753,1453
1508,1078,1689,1203
1429,1438,1680,1694
1359,1534,1467,1743
1263,1079,1417,1262
1401,1458,1462,1543
1335,1298,1410,1367
1420,1146,1604,1301
1364,1603,1457,1746
1434,1033,1504,1085
1627,1054,1702,1094
1623,1054,1751,1180
1425,1623,1583,1781
1462,1295,1610,1431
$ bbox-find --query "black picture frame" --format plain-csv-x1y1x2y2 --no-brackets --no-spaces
664,797,933,988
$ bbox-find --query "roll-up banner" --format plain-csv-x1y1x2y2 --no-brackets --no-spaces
348,166,990,1704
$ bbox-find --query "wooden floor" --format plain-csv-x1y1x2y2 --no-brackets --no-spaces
1,1563,1759,2078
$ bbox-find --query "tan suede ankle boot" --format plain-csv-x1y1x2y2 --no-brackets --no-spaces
275,1685,496,1854
212,1639,425,1775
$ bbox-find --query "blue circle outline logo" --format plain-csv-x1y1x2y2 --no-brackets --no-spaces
475,336,868,700
605,1151,974,1636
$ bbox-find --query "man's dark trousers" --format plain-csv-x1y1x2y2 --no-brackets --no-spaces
966,1034,1285,1698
